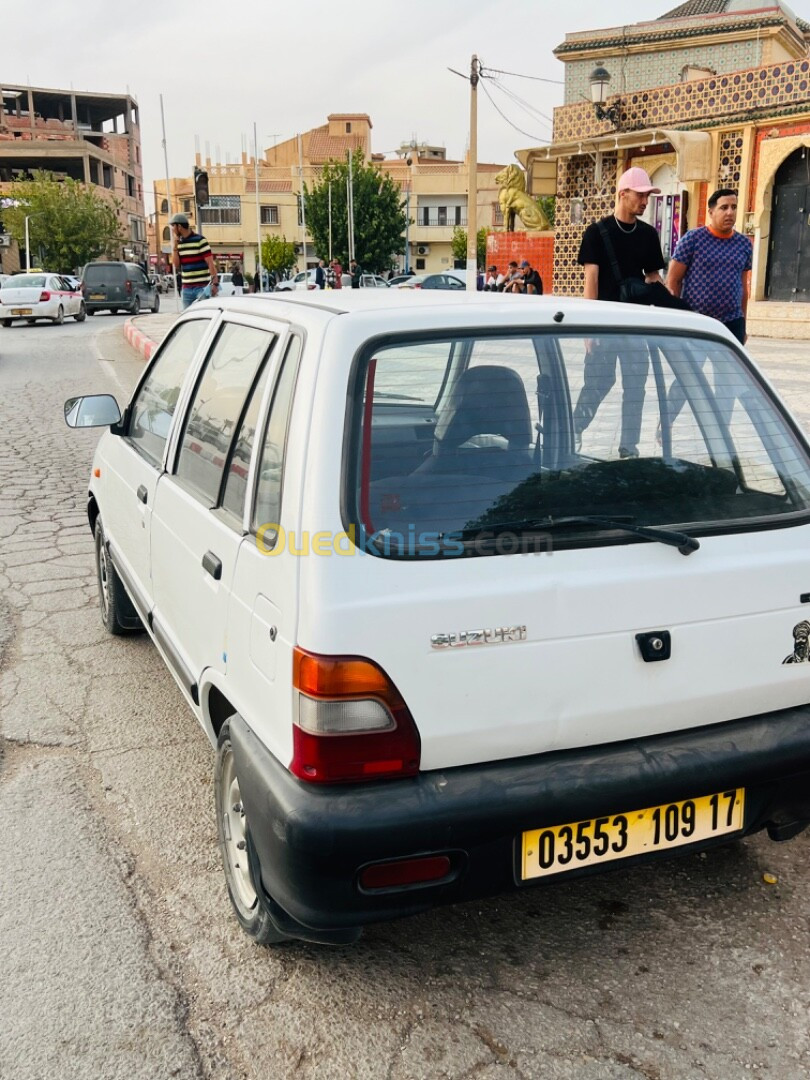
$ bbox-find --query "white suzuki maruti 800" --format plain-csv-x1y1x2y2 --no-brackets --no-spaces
66,291,810,945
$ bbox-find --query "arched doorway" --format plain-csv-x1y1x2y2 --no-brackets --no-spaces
767,148,810,301
642,163,683,262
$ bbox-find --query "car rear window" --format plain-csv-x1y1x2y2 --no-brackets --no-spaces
83,264,126,284
5,275,46,289
349,331,810,558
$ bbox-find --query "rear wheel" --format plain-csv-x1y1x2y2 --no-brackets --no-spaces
1,319,11,328
94,519,143,636
110,308,118,315
75,303,86,322
26,319,36,325
86,308,95,316
130,295,141,315
53,306,64,325
215,721,289,945
151,294,160,314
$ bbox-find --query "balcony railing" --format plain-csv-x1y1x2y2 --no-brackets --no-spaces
418,213,467,227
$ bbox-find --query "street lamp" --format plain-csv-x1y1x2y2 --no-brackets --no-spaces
589,66,621,127
24,213,39,272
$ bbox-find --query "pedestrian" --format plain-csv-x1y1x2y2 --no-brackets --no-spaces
331,259,343,289
315,259,326,289
252,271,262,294
484,264,503,292
231,264,244,296
349,259,362,288
662,188,753,431
169,213,218,308
502,261,524,294
520,259,543,295
572,166,666,458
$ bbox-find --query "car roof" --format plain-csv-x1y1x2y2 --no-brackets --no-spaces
193,290,739,341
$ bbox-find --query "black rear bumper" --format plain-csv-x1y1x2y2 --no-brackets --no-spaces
230,706,810,941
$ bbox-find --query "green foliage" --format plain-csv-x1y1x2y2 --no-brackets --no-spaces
536,196,555,229
260,234,297,274
303,150,407,272
1,170,125,272
450,226,488,267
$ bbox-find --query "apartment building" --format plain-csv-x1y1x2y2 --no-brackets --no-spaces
0,82,147,271
153,114,508,276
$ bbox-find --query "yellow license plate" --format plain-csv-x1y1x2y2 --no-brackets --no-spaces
11,308,32,315
521,788,745,880
89,294,105,300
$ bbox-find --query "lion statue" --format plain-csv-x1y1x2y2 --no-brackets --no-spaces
494,165,551,232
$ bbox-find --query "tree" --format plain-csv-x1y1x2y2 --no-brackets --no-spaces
536,196,555,229
451,226,488,268
2,170,125,272
303,150,407,272
260,234,297,275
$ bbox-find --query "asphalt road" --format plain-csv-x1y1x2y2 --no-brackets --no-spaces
0,316,809,1080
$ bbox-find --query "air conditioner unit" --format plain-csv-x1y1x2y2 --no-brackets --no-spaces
416,244,430,256
0,234,11,248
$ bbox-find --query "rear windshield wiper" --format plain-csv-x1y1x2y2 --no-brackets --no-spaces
457,515,700,556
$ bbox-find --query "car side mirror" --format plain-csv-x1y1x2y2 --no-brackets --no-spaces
64,394,122,429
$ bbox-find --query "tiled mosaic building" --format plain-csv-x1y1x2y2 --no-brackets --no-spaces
518,0,810,328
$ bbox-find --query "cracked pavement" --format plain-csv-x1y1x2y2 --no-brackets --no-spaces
0,316,809,1080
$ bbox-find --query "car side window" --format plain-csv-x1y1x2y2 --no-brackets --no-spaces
220,360,272,521
253,336,302,542
175,323,275,507
128,319,210,468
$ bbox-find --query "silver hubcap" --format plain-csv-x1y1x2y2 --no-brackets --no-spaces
221,748,257,912
97,538,110,619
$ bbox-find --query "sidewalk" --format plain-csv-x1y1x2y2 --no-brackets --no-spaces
123,312,179,361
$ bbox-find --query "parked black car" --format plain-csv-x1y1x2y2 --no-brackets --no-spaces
81,262,159,316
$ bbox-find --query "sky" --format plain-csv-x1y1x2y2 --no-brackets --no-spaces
2,0,773,212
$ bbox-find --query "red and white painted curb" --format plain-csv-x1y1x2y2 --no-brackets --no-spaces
123,317,158,361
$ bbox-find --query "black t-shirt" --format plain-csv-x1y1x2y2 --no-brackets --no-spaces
578,216,665,303
524,268,543,294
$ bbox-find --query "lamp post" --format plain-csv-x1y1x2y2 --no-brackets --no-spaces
24,213,39,272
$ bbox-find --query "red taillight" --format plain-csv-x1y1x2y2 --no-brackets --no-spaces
39,291,50,302
291,648,420,783
125,280,132,294
359,855,452,891
414,283,422,289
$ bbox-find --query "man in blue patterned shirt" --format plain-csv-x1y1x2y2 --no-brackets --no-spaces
667,189,752,344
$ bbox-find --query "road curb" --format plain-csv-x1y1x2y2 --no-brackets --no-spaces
123,316,158,362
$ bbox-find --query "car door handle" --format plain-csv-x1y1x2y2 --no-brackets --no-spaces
136,484,148,504
202,551,222,580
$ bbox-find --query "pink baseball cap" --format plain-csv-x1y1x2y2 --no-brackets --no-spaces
617,166,660,194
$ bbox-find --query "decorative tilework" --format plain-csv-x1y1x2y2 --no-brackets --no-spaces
718,129,744,189
552,154,618,296
554,58,810,144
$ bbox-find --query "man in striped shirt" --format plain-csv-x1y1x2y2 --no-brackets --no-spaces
169,213,219,308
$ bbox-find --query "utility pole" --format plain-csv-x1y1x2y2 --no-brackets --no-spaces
254,122,262,291
159,93,180,312
298,134,308,273
466,54,480,292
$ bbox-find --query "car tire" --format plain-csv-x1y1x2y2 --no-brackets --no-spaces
151,294,160,314
215,720,289,945
94,519,143,636
110,308,118,315
87,309,95,316
75,303,86,322
1,319,11,328
54,306,64,325
26,319,36,325
131,296,141,316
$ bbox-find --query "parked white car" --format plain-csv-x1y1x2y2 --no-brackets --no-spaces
275,269,317,292
65,290,810,946
1,272,86,325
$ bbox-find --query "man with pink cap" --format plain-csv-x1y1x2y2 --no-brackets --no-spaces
573,166,666,457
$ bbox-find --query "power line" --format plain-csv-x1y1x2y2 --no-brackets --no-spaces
482,66,564,85
489,77,554,131
479,78,550,144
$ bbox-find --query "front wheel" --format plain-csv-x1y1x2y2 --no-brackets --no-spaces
215,721,289,945
151,294,160,314
75,302,86,322
86,308,95,316
94,519,143,635
1,319,11,328
53,306,64,325
130,295,141,315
